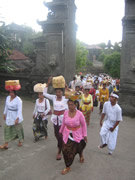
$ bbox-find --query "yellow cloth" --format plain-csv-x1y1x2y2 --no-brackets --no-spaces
99,88,109,102
80,94,93,111
98,85,102,91
113,87,117,92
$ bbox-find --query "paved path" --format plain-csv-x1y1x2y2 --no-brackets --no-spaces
0,95,135,180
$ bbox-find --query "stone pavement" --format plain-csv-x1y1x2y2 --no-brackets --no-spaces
0,95,135,180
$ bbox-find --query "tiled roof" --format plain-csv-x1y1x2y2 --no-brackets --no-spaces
9,50,29,60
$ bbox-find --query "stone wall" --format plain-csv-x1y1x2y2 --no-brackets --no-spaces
119,0,135,116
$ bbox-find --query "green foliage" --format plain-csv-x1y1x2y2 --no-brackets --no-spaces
4,23,42,56
21,41,35,56
98,53,106,62
113,42,121,53
86,60,93,66
76,39,88,72
0,24,14,72
98,43,106,49
103,52,120,78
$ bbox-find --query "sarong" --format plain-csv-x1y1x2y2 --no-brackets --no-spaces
82,110,91,124
4,123,24,143
54,124,62,152
62,139,86,167
33,116,48,140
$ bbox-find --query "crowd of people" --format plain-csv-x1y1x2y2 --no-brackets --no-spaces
0,73,122,175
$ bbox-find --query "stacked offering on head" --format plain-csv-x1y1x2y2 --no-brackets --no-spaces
65,89,80,101
52,76,65,89
33,83,46,93
5,80,21,91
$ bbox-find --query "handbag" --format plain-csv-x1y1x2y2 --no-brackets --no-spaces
45,99,52,115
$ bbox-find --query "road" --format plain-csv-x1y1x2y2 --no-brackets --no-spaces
0,95,135,180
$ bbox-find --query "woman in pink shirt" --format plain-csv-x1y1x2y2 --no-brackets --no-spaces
59,99,87,175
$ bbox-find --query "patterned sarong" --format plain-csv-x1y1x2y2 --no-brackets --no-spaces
62,139,86,167
33,116,48,141
4,123,24,143
82,110,91,125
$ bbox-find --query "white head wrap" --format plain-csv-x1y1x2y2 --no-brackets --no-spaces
110,93,119,99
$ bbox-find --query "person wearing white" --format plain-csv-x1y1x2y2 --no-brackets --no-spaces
4,95,23,126
0,90,24,149
69,77,76,90
99,93,122,155
33,92,51,142
43,87,68,126
43,78,68,160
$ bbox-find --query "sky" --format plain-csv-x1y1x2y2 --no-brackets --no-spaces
0,0,125,45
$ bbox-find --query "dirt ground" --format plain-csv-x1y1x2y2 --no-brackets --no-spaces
0,95,135,180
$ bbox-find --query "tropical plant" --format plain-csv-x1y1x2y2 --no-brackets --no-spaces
0,23,14,72
103,52,120,78
76,39,88,72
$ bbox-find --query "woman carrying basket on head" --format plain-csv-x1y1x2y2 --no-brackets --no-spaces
0,80,24,149
33,83,51,142
43,76,68,160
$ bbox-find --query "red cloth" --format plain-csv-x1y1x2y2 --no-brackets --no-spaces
89,88,96,101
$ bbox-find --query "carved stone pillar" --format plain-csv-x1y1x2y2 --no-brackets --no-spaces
119,0,135,116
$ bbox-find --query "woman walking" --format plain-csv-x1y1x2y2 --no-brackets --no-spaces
0,90,24,149
43,77,68,160
80,84,93,126
33,85,51,142
99,82,109,114
59,99,87,175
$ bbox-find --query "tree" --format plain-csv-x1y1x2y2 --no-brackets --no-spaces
98,53,106,62
113,42,122,53
4,23,42,56
104,52,120,78
76,39,88,72
0,22,14,72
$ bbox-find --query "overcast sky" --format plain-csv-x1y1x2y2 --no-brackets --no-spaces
0,0,125,45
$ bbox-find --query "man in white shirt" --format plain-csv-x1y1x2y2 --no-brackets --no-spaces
69,77,77,90
98,92,122,155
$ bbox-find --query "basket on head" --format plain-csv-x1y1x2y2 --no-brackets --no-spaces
52,76,65,89
33,83,46,93
5,80,21,91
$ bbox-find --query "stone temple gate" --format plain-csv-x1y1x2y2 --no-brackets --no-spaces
30,0,77,83
119,0,135,116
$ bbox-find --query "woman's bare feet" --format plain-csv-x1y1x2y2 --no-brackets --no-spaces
45,136,48,140
0,143,8,149
18,142,23,147
80,156,84,163
56,153,62,160
61,167,70,175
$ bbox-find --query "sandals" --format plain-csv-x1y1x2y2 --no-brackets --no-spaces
98,144,107,149
61,167,70,175
0,144,8,150
80,157,84,163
